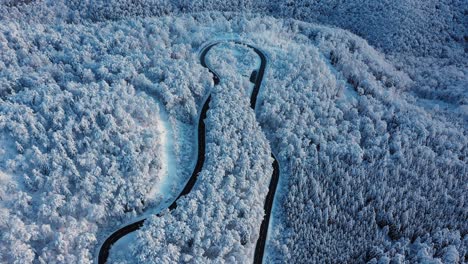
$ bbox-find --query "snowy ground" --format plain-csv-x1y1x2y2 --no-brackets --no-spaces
144,105,191,208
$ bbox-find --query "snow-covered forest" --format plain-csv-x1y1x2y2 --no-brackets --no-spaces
1,1,466,263
257,21,467,263
0,14,211,263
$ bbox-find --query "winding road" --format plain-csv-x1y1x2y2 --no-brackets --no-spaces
98,40,280,264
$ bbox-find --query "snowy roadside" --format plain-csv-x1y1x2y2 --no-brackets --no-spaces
103,95,202,264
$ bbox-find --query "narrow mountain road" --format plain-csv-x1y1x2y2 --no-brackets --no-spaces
98,41,280,264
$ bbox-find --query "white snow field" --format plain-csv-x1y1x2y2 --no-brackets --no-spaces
0,1,466,264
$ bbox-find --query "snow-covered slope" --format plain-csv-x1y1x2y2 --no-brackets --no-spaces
0,1,466,264
0,15,209,263
255,20,467,263
3,0,465,56
5,0,465,118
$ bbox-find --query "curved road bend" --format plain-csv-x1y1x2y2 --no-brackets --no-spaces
98,41,280,264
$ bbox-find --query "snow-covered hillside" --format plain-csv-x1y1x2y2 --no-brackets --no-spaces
0,1,466,264
4,0,466,118
256,20,467,263
0,15,209,262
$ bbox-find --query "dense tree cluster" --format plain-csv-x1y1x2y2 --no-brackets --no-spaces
257,21,467,263
0,78,161,263
274,0,465,56
205,42,259,82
